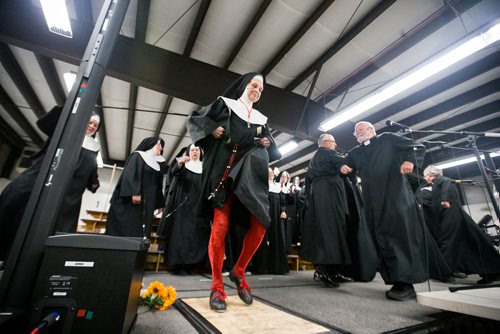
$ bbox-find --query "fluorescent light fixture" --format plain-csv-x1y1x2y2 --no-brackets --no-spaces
435,151,500,169
278,140,299,156
319,21,500,132
40,0,73,38
63,72,76,92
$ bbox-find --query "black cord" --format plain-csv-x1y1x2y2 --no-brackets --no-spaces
408,131,431,292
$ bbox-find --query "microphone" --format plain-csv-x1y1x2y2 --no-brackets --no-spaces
386,120,411,131
451,179,478,185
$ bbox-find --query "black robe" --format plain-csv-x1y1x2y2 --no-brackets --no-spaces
0,155,45,261
346,133,451,284
284,186,299,254
55,146,99,232
252,186,290,274
162,161,210,266
301,148,352,266
187,98,281,228
422,176,500,275
105,153,164,238
0,106,62,261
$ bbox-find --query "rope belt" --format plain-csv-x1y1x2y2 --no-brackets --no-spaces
208,144,238,200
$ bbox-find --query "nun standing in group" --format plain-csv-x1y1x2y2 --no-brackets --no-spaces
162,144,210,274
252,168,289,275
105,137,165,238
55,114,101,232
187,72,281,312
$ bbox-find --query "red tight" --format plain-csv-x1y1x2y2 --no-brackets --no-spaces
209,194,266,291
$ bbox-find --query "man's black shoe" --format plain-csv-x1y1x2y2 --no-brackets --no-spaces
452,272,467,279
331,273,354,283
209,290,227,312
229,269,253,305
385,284,416,301
313,270,339,288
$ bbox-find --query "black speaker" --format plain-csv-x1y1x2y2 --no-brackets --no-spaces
29,234,147,334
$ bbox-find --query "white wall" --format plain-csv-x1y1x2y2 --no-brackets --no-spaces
77,165,122,225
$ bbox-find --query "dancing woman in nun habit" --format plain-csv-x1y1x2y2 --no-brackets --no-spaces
187,72,281,312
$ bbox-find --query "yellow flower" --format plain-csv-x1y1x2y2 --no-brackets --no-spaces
141,281,176,311
147,281,166,296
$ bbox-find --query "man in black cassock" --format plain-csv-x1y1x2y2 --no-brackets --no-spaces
301,134,354,287
105,137,165,238
187,72,281,312
345,121,451,301
420,165,500,284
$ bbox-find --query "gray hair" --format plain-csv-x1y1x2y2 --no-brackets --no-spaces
354,121,375,132
318,133,333,147
424,165,443,177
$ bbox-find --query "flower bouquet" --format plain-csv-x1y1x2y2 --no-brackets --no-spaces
140,281,176,311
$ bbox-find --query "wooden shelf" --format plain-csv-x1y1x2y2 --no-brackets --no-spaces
86,210,108,220
79,218,106,233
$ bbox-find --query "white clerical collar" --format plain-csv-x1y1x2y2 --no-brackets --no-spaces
82,135,100,152
421,186,432,192
184,159,202,174
363,140,371,146
269,181,281,193
136,147,165,171
219,97,267,125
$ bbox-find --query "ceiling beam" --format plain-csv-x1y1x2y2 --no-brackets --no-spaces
286,160,310,175
223,0,272,69
0,114,26,148
35,54,66,106
285,0,398,91
126,0,150,156
261,0,335,76
0,42,45,118
378,78,500,133
424,118,500,148
424,136,500,170
0,84,43,146
274,143,317,169
410,100,500,141
368,51,500,127
165,128,188,164
155,0,210,140
318,0,482,104
0,3,331,135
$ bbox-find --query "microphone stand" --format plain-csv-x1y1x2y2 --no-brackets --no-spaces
393,126,500,221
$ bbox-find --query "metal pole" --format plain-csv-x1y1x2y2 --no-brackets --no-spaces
0,0,131,307
470,137,500,221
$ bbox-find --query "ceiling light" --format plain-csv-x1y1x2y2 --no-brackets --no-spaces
435,151,500,169
278,140,299,156
40,0,73,38
318,21,500,132
63,72,76,92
